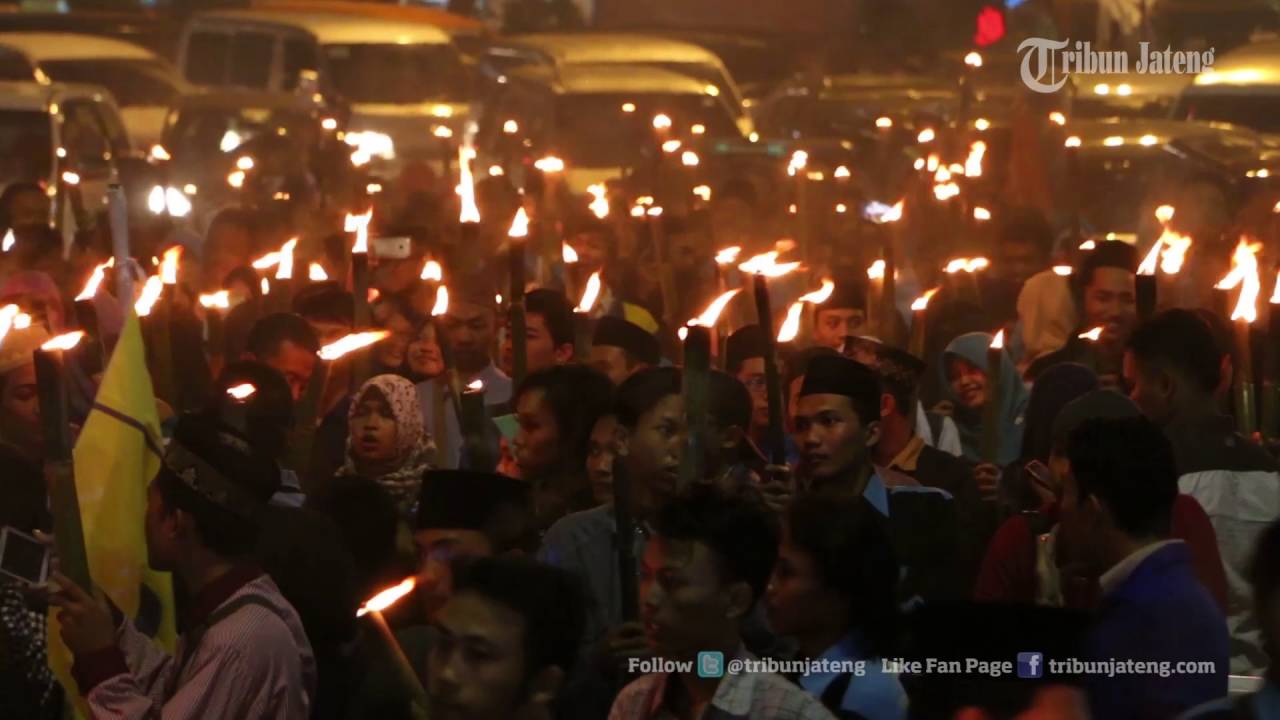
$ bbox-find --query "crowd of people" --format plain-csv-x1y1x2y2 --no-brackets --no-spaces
0,108,1279,720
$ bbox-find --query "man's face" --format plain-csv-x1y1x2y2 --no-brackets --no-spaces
626,394,686,510
260,339,317,402
0,363,41,455
514,388,560,478
734,357,769,432
1124,351,1174,425
589,345,636,387
502,313,568,376
414,528,493,620
998,240,1046,287
575,231,609,270
640,537,735,660
408,322,445,378
586,414,619,505
445,302,496,373
428,591,532,720
765,526,846,640
1083,268,1137,349
812,308,866,350
794,393,876,482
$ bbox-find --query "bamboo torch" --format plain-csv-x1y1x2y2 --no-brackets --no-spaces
980,329,1006,464
459,379,493,471
33,328,92,591
1216,239,1262,435
1265,270,1280,440
679,325,712,489
72,258,113,374
739,252,801,465
509,207,530,388
429,283,460,468
356,578,429,717
574,272,601,362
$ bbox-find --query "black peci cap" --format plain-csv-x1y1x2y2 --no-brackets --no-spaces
592,316,661,365
415,470,531,531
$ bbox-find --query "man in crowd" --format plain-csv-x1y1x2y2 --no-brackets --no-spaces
726,325,796,465
810,278,869,351
609,486,834,719
1125,308,1280,674
49,414,316,716
503,288,575,376
244,312,320,402
1027,240,1137,384
428,556,587,720
1061,416,1228,718
589,316,661,387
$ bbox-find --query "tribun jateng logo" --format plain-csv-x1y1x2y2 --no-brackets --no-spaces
1018,38,1216,94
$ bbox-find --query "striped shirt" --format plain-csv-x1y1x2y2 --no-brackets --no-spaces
72,569,315,719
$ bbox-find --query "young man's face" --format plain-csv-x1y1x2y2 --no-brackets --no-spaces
414,529,493,620
259,339,317,402
812,308,866,350
445,302,497,374
428,590,533,720
997,239,1046,287
586,414,619,505
502,313,569,376
0,363,41,456
589,345,637,387
734,357,769,433
375,311,414,370
626,394,686,510
793,393,876,483
1083,268,1137,350
514,387,560,478
640,537,736,660
765,526,846,641
1124,352,1174,426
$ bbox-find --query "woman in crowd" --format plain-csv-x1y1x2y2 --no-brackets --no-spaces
403,317,445,383
336,374,435,517
941,331,1029,468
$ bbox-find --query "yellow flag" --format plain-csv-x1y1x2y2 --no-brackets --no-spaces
49,311,176,709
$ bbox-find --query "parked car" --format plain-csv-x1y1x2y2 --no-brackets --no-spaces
1175,38,1280,134
0,32,187,149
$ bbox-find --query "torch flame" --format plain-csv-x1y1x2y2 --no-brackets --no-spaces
431,285,449,317
1216,239,1263,323
319,331,392,361
715,246,742,265
973,207,992,221
587,184,610,219
345,209,373,254
261,278,271,296
275,238,297,280
1159,231,1192,275
965,141,987,178
911,288,939,312
421,259,443,282
226,383,256,400
309,263,329,282
1272,269,1280,305
1078,326,1104,342
777,302,804,343
563,243,579,264
0,304,18,345
917,128,936,143
75,257,115,302
1053,265,1073,276
943,257,990,274
534,156,565,174
199,290,230,309
990,329,1005,350
508,207,529,239
738,251,801,278
134,276,164,317
41,331,84,351
356,577,416,617
867,260,886,280
458,144,481,224
652,114,672,131
799,279,834,304
692,289,741,327
1136,236,1162,276
1155,205,1175,224
1,228,12,253
577,272,602,313
160,246,182,286
467,379,484,391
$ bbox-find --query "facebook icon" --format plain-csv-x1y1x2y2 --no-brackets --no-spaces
1017,652,1044,679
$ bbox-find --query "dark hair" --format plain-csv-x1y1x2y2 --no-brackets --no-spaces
1127,309,1221,394
306,476,402,597
295,285,355,326
210,360,295,458
1250,518,1280,613
247,312,320,359
999,207,1054,259
708,370,751,433
515,364,614,472
525,288,574,348
156,414,281,557
655,485,779,606
787,494,899,656
451,556,587,678
1067,416,1178,538
614,366,682,429
1074,240,1136,294
875,352,920,420
783,345,838,393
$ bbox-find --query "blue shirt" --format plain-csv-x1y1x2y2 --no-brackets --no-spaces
798,633,906,720
415,362,512,469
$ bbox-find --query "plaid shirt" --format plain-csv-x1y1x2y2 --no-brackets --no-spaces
608,648,836,720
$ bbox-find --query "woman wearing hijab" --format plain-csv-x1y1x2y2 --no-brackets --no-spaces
941,332,1031,468
336,374,435,517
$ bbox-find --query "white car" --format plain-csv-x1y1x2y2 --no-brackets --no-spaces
0,32,186,149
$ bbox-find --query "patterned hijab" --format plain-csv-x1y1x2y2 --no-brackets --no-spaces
340,374,435,514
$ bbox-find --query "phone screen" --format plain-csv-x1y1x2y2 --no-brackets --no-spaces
0,527,48,585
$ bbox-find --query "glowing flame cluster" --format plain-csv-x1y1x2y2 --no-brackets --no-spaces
1139,207,1193,277
276,238,297,280
965,141,986,178
226,383,256,401
1216,239,1263,323
869,200,904,224
787,150,808,176
356,578,416,617
199,290,230,310
777,279,836,342
75,257,115,301
1078,326,1104,342
867,260,886,280
577,272,602,313
309,263,329,282
319,331,392,361
943,257,990,274
715,246,741,266
911,287,939,312
562,244,579,264
738,251,801,278
534,156,565,174
421,259,443,282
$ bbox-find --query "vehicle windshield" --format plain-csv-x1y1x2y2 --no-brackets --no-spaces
1177,92,1280,134
577,61,741,113
163,106,310,158
324,43,467,104
40,59,182,107
0,110,51,186
552,92,738,168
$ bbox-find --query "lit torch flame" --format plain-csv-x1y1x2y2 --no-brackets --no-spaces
965,141,986,178
1271,270,1280,304
345,209,373,254
867,260,886,280
0,304,18,345
134,276,164,317
467,379,484,391
587,184,610,219
1137,237,1162,276
199,290,230,309
1078,326,1104,342
911,288,939,311
41,331,84,351
534,156,565,173
990,329,1005,350
356,577,416,617
691,289,741,327
777,302,803,342
715,246,741,265
276,238,297,280
1216,239,1263,323
738,251,801,277
1159,232,1192,275
309,263,329,282
943,257,990,274
226,383,256,401
319,331,393,361
1053,265,1073,276
563,243,579,264
421,259,443,282
577,272,601,313
1155,205,1175,224
1,229,12,253
431,285,449,317
799,279,834,304
508,207,529,239
458,144,480,224
160,246,182,285
75,257,115,302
